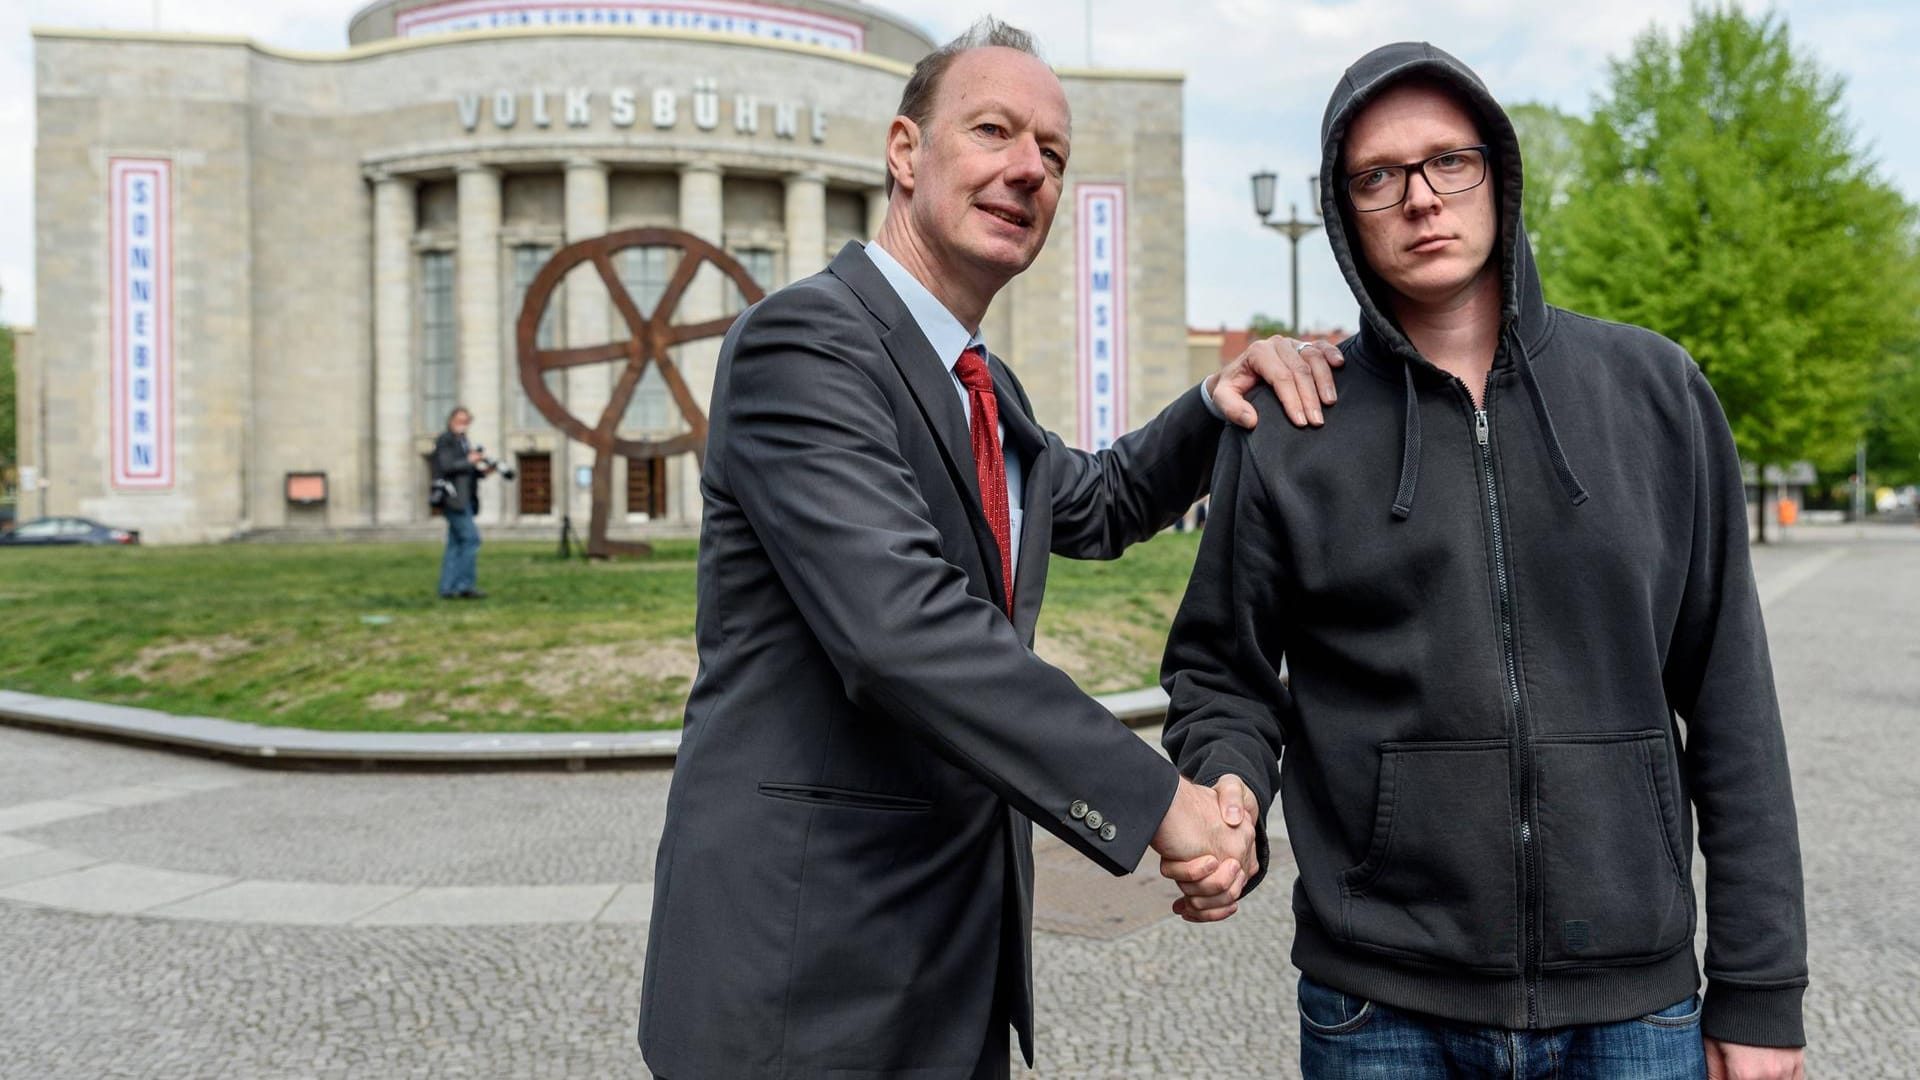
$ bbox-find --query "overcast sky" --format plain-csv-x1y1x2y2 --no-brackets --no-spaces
4,0,1917,334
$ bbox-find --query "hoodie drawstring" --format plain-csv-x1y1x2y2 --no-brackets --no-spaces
1509,324,1589,508
1390,327,1588,520
1392,361,1421,520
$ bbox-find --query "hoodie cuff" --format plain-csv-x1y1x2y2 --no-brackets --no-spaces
1190,756,1277,898
1701,980,1807,1048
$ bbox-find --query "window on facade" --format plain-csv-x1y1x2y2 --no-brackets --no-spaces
512,244,564,429
726,248,778,314
419,251,457,430
626,456,669,519
825,188,869,252
517,452,553,516
615,246,679,432
617,245,679,315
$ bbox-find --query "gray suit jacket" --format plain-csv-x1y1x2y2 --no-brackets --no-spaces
638,243,1222,1078
431,430,479,515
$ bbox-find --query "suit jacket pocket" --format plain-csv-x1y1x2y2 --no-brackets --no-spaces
1534,730,1692,966
1338,740,1519,973
758,782,934,813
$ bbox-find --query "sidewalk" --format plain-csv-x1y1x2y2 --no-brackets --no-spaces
2,539,1913,1076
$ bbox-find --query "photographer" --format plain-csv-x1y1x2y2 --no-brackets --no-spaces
431,405,494,600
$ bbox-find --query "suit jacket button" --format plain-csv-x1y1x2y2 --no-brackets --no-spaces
1069,800,1089,820
1085,810,1104,830
1099,823,1117,842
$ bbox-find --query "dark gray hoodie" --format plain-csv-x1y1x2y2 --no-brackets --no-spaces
1163,42,1807,1047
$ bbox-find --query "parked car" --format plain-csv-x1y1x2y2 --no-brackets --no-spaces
0,517,141,546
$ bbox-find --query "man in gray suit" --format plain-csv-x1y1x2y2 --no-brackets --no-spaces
639,19,1339,1079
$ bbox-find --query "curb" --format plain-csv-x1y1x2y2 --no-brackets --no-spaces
0,686,1171,769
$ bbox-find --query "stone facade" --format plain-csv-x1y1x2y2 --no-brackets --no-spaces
23,14,1187,543
1187,330,1226,390
346,0,940,66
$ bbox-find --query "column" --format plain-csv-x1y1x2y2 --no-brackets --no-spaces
675,161,725,526
456,164,504,524
372,171,418,525
866,185,889,240
783,171,827,284
563,157,611,524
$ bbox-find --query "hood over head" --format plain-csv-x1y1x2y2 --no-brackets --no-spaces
1316,42,1585,518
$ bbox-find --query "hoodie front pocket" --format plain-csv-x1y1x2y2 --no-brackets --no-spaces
1534,731,1692,966
1338,740,1519,973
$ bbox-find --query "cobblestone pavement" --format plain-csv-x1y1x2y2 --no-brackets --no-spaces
1,529,1915,1077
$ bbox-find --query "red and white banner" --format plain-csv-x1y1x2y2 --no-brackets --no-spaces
1076,184,1127,451
109,157,174,490
395,0,865,51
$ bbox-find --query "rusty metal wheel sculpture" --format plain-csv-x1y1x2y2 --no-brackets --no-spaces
516,228,765,557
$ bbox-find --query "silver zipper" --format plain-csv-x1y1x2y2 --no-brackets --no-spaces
1475,399,1539,1027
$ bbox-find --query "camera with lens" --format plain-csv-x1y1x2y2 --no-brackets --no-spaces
473,445,517,481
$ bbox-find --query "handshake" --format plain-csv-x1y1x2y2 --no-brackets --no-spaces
1151,774,1262,923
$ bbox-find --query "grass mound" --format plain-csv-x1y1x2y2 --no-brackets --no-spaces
0,534,1202,733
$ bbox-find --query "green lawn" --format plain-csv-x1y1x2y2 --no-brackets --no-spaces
0,534,1203,733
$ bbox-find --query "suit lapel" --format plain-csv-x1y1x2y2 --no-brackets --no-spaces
990,356,1053,639
880,319,980,509
828,243,1008,609
990,357,1047,461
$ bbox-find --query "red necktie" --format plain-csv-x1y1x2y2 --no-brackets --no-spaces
953,347,1014,615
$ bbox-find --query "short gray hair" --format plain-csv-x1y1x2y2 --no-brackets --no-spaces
886,17,1045,196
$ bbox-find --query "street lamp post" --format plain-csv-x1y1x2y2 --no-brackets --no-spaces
1251,170,1322,336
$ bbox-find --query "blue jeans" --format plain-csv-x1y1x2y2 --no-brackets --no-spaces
438,507,481,596
1298,974,1706,1079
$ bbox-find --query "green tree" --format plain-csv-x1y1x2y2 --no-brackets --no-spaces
1248,312,1292,338
1506,102,1587,268
1865,344,1920,487
1545,5,1920,506
0,324,15,473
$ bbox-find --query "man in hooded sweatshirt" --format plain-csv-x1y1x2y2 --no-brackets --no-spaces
1158,43,1807,1079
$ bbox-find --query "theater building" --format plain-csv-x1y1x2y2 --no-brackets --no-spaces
19,1,1188,542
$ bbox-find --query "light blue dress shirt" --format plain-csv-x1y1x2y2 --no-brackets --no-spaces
862,242,1226,579
866,241,1027,576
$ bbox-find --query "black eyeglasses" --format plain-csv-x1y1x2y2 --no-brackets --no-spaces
1345,145,1490,212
